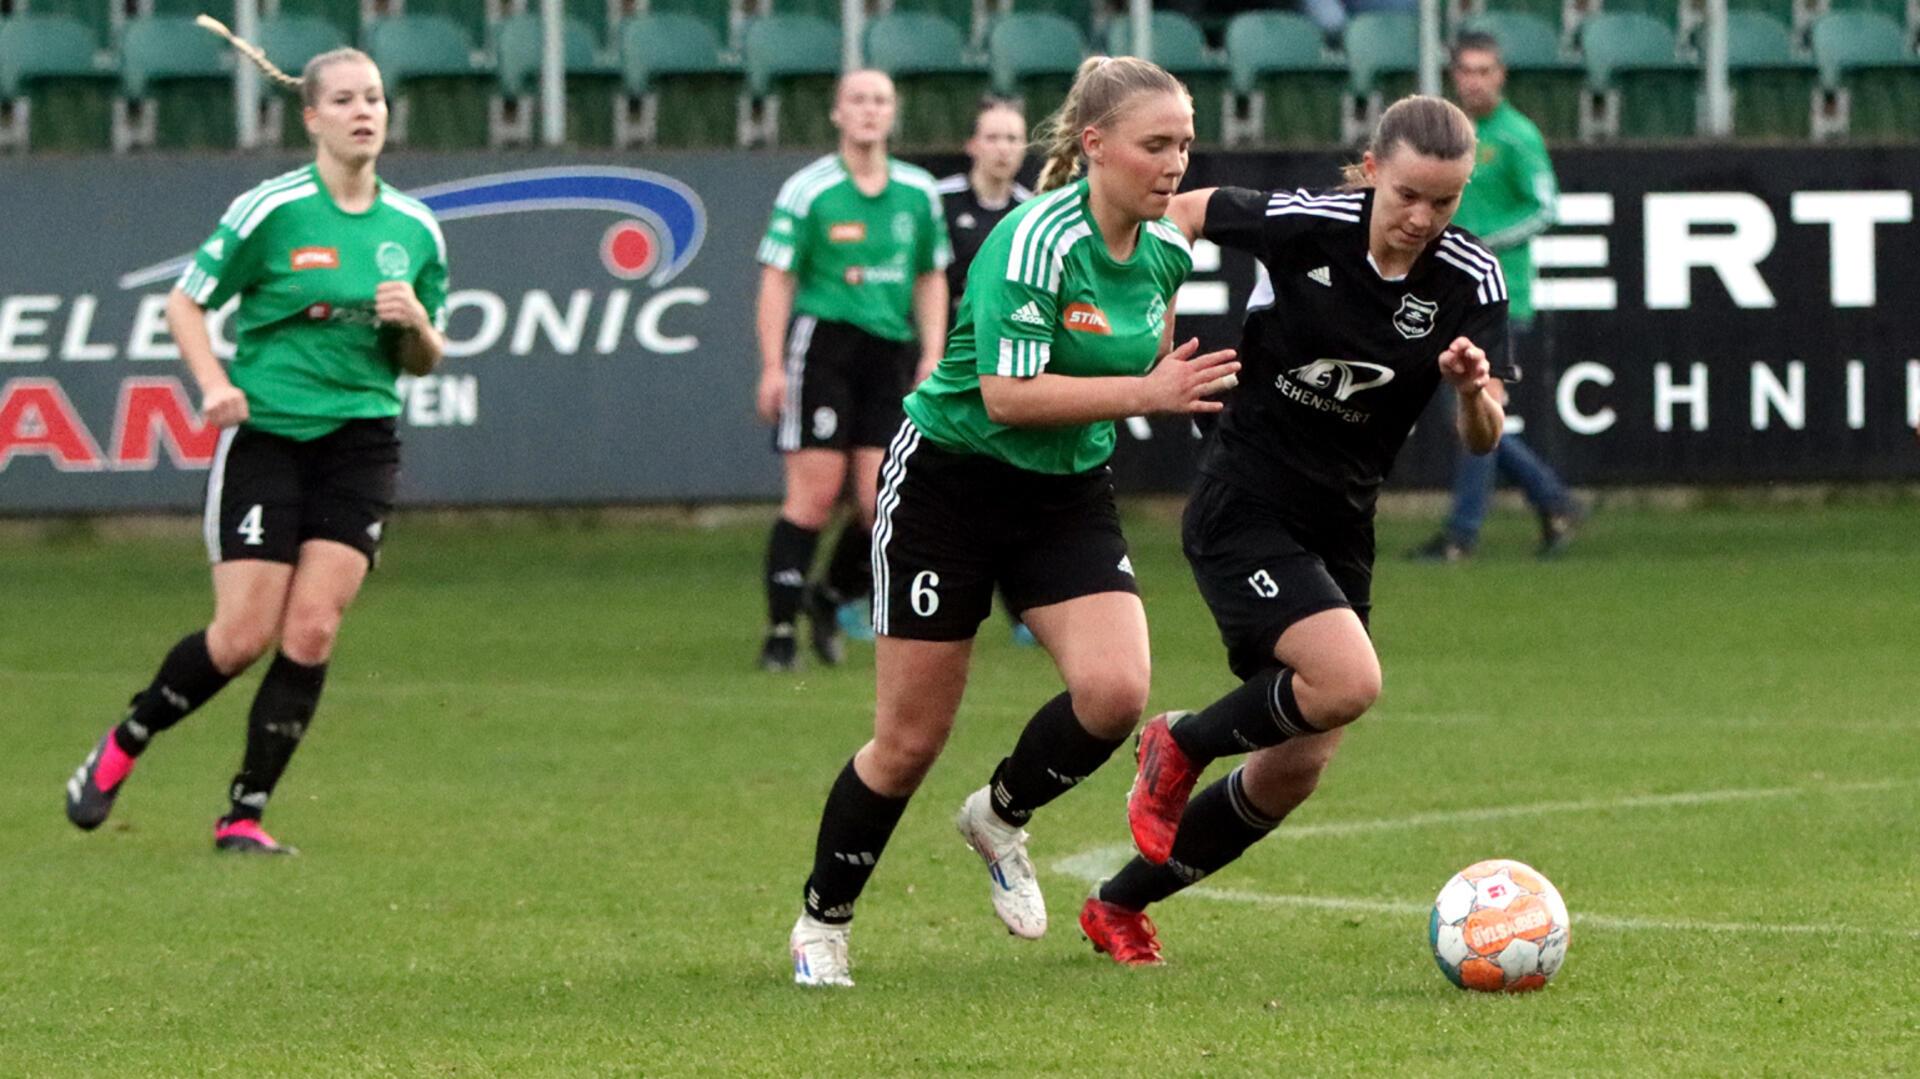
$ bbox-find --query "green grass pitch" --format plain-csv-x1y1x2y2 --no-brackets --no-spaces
3,501,1915,1075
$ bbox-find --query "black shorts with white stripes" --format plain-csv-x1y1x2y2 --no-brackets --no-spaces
870,420,1138,641
204,418,399,567
775,316,917,453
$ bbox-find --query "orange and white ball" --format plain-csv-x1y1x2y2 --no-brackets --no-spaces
1429,859,1570,992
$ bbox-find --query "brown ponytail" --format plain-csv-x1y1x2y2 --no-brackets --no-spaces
1339,94,1477,188
196,13,373,107
1032,55,1190,192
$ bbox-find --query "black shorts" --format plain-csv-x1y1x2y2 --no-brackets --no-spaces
203,418,400,567
1182,474,1374,680
776,316,916,452
871,421,1138,641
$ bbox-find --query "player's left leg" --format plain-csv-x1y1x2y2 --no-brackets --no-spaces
809,444,887,656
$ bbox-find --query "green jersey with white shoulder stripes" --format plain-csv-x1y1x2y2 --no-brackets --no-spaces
756,154,951,343
904,179,1193,475
177,164,449,441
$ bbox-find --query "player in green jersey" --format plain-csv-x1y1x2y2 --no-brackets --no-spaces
753,70,952,673
789,56,1240,987
63,31,447,855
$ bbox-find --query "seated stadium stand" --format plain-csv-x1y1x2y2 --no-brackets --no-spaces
643,0,738,50
617,11,740,148
987,11,1087,126
116,15,236,151
253,13,351,148
1579,11,1698,138
148,0,236,22
1223,10,1345,146
271,0,366,39
1103,10,1229,143
888,0,984,48
1342,11,1418,142
15,0,112,39
1724,10,1816,138
1809,9,1920,139
492,12,618,146
0,13,116,151
864,11,989,149
392,0,502,45
365,12,494,149
1461,10,1584,140
741,12,839,146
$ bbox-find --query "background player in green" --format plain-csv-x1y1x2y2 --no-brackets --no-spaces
787,56,1240,987
63,33,447,855
1411,31,1581,561
753,70,951,672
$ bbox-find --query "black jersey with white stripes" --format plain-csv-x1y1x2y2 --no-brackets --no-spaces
936,173,1031,316
1199,185,1515,520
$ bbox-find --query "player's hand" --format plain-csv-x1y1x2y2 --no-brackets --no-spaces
914,355,939,388
756,367,786,425
201,382,249,429
375,280,429,334
1142,337,1239,415
1438,336,1490,397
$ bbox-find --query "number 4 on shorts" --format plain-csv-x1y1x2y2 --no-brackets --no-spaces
237,504,266,546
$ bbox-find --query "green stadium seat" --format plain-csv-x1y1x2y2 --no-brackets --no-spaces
16,0,112,40
1726,0,1799,30
619,12,740,148
566,0,634,41
366,13,493,148
254,14,350,147
1224,10,1345,146
0,14,116,151
1343,12,1418,138
889,0,984,47
743,13,839,146
1472,0,1580,35
273,0,365,39
150,0,236,22
1461,11,1583,140
494,13,618,145
1103,11,1228,142
1592,0,1686,33
1820,0,1911,25
1725,10,1816,138
645,0,735,50
988,12,1088,124
118,16,236,150
400,0,497,44
865,11,989,149
1016,0,1098,36
768,0,845,23
1810,10,1920,139
1579,11,1697,137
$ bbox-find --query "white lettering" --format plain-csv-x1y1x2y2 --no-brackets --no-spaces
1534,193,1615,312
1846,360,1865,430
1654,362,1709,432
1557,361,1617,435
1644,193,1777,309
596,289,632,355
1190,239,1221,273
61,295,117,361
1750,361,1805,430
1908,361,1920,429
1174,281,1230,316
636,287,707,355
401,374,479,427
442,289,508,359
512,289,593,356
205,297,238,360
0,295,60,361
1789,191,1911,308
127,294,179,361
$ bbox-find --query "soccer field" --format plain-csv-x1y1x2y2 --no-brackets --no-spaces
4,501,1915,1075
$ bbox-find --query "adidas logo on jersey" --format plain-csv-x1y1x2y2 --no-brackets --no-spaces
1308,265,1331,287
1117,555,1134,576
1009,301,1047,327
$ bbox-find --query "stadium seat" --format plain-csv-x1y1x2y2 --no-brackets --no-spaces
252,14,350,148
768,0,845,23
149,0,236,22
1461,11,1583,140
645,0,736,49
1342,12,1418,140
15,0,112,40
493,13,618,146
1223,11,1345,146
888,0,984,47
117,16,236,150
399,0,498,44
988,12,1088,125
618,12,739,148
1819,0,1912,26
366,13,493,148
742,13,840,146
1592,0,1687,34
1809,10,1920,138
0,14,116,152
1103,11,1229,143
1016,0,1100,36
1579,11,1697,137
865,11,989,149
1724,10,1816,138
273,0,365,39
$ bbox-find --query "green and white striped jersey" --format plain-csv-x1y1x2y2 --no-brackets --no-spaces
179,164,449,441
905,179,1193,475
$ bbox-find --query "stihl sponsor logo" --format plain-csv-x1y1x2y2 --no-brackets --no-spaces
828,222,867,243
290,247,339,271
1062,303,1111,334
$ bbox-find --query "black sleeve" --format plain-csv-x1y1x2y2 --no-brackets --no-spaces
1460,300,1518,383
1201,187,1275,260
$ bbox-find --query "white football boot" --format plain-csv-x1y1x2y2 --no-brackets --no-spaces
790,913,854,987
954,786,1047,939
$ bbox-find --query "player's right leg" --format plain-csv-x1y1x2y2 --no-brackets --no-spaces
763,450,845,672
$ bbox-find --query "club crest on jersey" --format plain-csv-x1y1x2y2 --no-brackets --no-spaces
376,241,411,279
1063,303,1111,335
290,247,339,271
1287,358,1396,401
891,212,916,244
828,221,867,243
1145,294,1167,335
1393,294,1439,339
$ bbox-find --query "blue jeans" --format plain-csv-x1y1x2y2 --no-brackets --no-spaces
1444,324,1574,545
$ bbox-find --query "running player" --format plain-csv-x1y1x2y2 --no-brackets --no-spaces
62,31,447,855
1082,95,1513,964
788,56,1239,987
754,70,951,671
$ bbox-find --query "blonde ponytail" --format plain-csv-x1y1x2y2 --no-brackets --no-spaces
196,13,373,106
1031,55,1189,192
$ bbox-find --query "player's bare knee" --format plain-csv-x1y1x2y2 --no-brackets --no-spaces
279,610,341,665
1067,669,1149,740
207,620,274,673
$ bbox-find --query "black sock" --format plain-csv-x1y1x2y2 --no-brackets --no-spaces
988,691,1127,826
225,652,327,822
115,630,233,757
802,759,911,924
765,518,820,629
1099,766,1285,910
824,524,873,603
1168,666,1317,766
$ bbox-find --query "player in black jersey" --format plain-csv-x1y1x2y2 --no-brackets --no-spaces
1080,96,1514,965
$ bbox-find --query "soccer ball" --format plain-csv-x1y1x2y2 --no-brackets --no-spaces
1429,859,1570,992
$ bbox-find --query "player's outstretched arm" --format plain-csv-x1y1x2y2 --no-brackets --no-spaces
1439,335,1503,455
1167,189,1217,243
165,289,248,429
979,339,1237,427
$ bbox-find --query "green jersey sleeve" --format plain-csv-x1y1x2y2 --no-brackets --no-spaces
176,217,262,310
965,229,1057,380
758,162,825,274
918,182,953,276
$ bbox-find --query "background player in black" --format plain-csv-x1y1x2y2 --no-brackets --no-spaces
1080,96,1513,964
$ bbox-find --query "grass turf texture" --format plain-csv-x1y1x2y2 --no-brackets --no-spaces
3,501,1916,1075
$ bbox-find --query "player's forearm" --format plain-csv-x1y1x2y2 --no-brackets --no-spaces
165,289,231,396
980,372,1148,428
756,267,796,372
913,272,948,368
1456,384,1504,455
395,324,444,377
